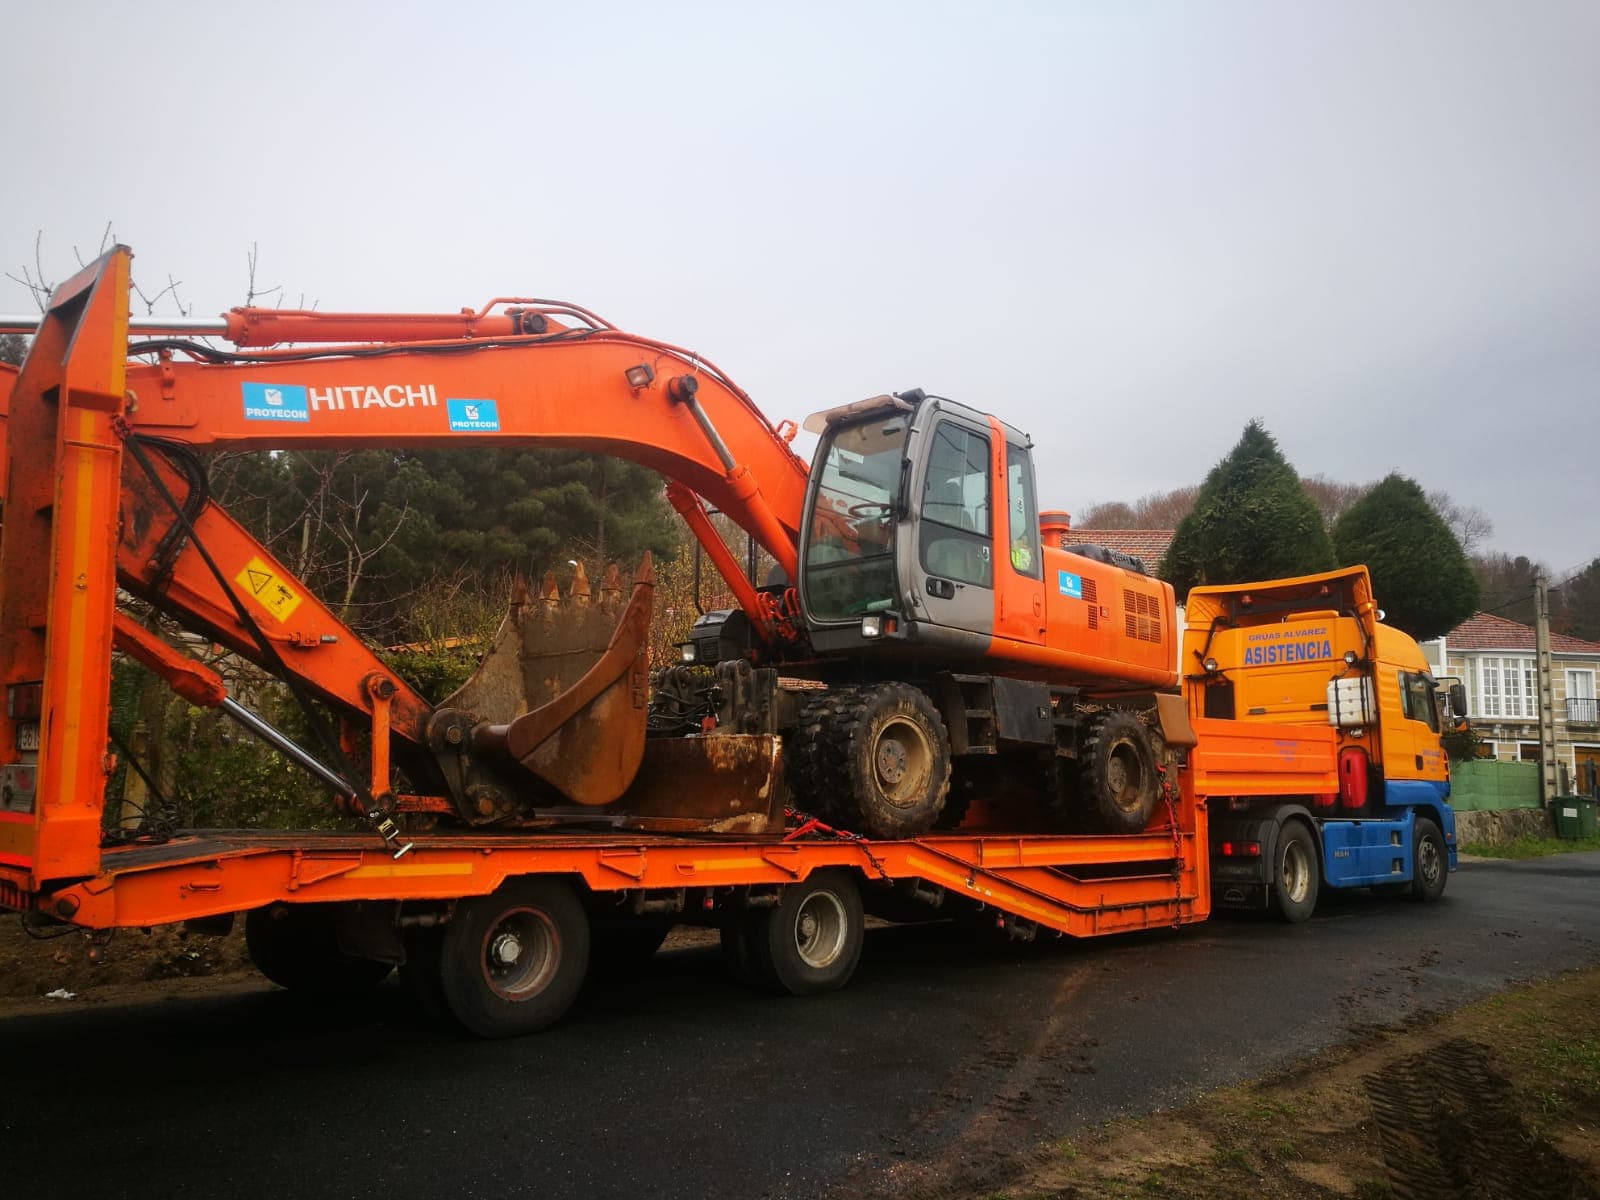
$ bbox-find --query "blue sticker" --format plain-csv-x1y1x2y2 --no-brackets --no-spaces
447,398,500,432
241,382,309,423
1057,570,1083,599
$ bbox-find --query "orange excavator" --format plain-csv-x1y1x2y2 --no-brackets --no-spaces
0,247,1179,879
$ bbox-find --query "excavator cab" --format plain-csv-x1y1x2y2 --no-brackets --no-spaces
798,390,1043,665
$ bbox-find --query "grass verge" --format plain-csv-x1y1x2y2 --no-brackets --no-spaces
1461,833,1600,859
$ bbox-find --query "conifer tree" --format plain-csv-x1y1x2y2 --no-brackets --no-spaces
1160,421,1334,599
1333,474,1479,641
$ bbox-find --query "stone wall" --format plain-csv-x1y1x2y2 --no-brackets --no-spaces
1454,806,1555,846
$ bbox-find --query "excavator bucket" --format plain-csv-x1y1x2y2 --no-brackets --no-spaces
446,556,654,807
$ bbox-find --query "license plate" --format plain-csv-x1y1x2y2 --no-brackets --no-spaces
15,723,39,752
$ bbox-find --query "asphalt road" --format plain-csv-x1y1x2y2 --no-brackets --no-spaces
4,853,1598,1200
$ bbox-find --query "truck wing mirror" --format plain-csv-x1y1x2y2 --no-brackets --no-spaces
1448,682,1468,720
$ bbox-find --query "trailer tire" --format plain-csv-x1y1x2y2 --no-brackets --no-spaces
1080,710,1159,835
439,878,590,1038
1273,821,1320,923
1410,817,1448,902
762,870,864,996
244,904,394,995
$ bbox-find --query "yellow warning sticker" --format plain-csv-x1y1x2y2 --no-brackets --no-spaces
234,555,303,623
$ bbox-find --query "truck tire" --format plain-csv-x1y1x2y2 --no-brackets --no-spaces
791,683,951,838
1080,710,1159,835
244,903,394,994
762,870,864,996
1273,821,1320,923
439,878,590,1038
1410,817,1448,902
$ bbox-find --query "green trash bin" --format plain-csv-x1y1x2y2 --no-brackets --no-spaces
1553,797,1599,839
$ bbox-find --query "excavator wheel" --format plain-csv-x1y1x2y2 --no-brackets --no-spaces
1078,709,1159,835
791,683,952,839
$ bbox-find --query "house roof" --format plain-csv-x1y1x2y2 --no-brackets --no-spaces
1445,611,1600,655
1064,529,1175,573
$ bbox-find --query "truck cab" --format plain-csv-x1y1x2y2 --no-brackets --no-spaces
1182,567,1458,920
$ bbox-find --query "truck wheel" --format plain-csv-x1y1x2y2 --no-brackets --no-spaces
439,878,590,1038
762,870,864,996
244,904,394,994
1410,818,1448,902
1080,710,1159,835
844,684,952,837
1273,821,1320,923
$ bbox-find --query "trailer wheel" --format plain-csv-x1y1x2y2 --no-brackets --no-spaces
1410,818,1448,902
439,878,590,1038
244,904,394,994
762,870,864,996
1080,710,1159,835
1273,821,1320,923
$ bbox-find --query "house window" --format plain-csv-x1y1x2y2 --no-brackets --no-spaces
1567,669,1597,725
1476,655,1535,719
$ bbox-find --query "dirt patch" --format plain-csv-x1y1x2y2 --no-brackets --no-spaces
0,912,255,1008
832,967,1600,1199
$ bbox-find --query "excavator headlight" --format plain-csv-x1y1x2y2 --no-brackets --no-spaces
679,642,697,664
860,615,883,638
625,363,654,389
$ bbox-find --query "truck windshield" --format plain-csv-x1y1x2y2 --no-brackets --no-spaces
803,417,905,622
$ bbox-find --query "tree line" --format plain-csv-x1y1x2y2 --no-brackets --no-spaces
1077,420,1598,644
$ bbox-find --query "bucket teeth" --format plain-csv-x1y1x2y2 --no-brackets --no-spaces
444,554,655,808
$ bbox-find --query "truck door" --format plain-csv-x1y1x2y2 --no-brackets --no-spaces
909,416,994,638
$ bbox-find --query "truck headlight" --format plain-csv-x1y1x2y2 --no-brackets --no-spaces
861,615,882,638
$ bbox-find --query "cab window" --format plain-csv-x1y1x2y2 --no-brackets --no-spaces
1005,443,1041,579
920,422,992,587
1399,671,1441,733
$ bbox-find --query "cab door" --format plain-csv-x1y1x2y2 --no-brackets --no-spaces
907,414,994,638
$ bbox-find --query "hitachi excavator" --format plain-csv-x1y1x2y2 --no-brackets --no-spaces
0,247,1178,864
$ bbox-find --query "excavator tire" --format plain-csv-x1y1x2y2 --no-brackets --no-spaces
1079,709,1159,835
790,682,951,839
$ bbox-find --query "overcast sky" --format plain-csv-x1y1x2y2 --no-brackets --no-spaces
4,2,1596,575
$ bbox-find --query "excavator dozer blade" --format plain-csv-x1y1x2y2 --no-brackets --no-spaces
447,556,654,808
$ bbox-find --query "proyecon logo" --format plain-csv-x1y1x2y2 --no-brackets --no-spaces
447,398,500,432
241,383,310,423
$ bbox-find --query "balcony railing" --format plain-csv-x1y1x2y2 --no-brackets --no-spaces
1567,697,1599,725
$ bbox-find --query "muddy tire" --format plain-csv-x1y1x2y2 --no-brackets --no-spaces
1410,817,1448,902
791,683,951,838
439,878,590,1038
244,904,394,994
762,870,864,996
1079,709,1159,835
1273,820,1320,923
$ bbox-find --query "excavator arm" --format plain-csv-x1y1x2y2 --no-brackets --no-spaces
0,249,810,882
